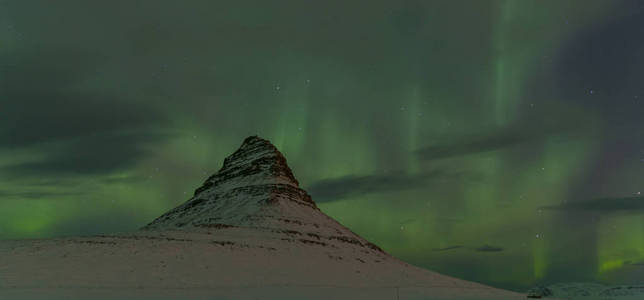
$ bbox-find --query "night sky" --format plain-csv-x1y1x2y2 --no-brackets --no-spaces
2,0,644,291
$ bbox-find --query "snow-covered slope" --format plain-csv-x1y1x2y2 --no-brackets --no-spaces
0,136,528,300
528,282,644,299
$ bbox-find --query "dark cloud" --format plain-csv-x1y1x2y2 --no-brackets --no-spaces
0,48,169,147
415,125,576,161
431,245,464,252
0,177,78,187
475,245,504,252
306,170,471,203
417,133,526,161
541,196,644,213
0,47,173,178
0,93,167,148
0,189,83,200
2,132,170,176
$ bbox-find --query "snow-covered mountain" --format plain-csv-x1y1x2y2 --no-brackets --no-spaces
143,136,387,255
0,136,528,299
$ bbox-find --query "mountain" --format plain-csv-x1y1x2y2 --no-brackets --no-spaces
0,136,527,300
143,136,386,254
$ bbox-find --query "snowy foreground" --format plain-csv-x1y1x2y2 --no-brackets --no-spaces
0,228,527,300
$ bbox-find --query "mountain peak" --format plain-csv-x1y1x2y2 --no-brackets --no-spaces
220,135,297,183
199,135,299,195
143,136,317,229
241,135,271,147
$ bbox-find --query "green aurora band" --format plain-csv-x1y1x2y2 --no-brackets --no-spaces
1,0,643,291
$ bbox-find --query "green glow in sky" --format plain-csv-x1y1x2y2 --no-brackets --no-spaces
1,0,644,292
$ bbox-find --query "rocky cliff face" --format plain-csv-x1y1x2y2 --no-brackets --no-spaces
195,135,302,195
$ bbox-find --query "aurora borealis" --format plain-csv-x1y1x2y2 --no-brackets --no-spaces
1,0,644,291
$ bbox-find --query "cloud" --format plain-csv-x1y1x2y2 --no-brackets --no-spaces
0,48,173,178
415,125,579,161
475,245,504,252
0,48,168,146
306,170,469,203
2,132,170,176
417,132,528,160
0,189,83,200
541,196,644,212
431,245,464,252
